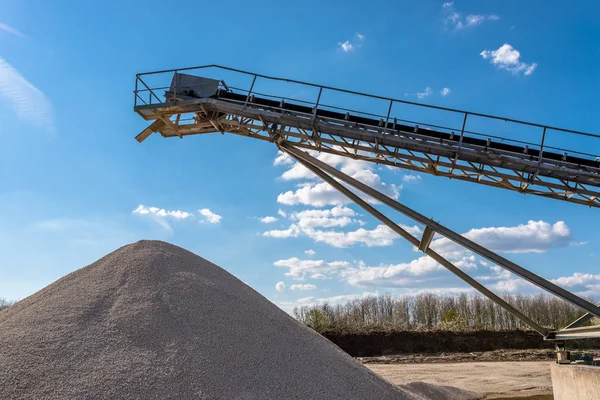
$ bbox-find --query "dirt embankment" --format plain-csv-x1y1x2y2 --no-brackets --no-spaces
322,330,600,357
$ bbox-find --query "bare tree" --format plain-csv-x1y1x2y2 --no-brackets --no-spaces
294,293,592,333
0,298,14,311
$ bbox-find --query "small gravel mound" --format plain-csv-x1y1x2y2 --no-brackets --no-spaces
0,240,479,399
400,382,481,400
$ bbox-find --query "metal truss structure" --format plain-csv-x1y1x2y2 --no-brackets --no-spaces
133,65,600,340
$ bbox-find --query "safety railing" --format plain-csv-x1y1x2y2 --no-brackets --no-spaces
134,65,600,167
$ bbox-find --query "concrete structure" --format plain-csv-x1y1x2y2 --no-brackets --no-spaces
551,364,600,400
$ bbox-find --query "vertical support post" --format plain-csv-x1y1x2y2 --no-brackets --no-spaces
451,113,469,171
134,76,139,107
458,112,468,147
384,100,394,130
314,87,323,116
538,127,547,165
173,70,178,102
244,75,258,109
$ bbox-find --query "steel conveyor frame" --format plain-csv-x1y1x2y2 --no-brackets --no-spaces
133,65,600,339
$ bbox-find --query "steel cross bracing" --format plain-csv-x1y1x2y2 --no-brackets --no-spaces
136,99,600,208
133,67,600,339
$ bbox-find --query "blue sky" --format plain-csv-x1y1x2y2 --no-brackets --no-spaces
1,0,599,311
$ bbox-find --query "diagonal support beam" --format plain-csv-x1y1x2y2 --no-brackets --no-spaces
136,119,166,143
159,116,182,138
280,143,549,337
281,142,600,319
564,309,598,330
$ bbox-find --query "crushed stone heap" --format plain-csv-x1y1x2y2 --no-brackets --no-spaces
0,240,480,399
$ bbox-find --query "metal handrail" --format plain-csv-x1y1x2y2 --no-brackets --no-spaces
214,85,599,158
135,64,600,139
133,65,600,165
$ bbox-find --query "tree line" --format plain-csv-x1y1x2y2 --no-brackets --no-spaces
293,293,597,333
0,299,14,311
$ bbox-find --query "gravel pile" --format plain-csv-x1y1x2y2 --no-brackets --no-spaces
0,240,480,399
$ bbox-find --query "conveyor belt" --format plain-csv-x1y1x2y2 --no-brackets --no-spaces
216,90,600,171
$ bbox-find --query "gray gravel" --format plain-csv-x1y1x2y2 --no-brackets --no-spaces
0,240,480,399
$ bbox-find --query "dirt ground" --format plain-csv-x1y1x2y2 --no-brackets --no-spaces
367,361,554,399
362,348,600,398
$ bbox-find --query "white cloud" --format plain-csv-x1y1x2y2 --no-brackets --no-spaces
523,64,537,76
276,152,401,207
273,251,478,289
277,182,349,207
0,23,26,38
264,208,421,248
274,257,353,280
339,40,353,52
263,224,301,238
132,205,225,228
440,87,451,96
571,241,589,247
490,278,536,293
340,253,479,289
290,206,361,229
480,44,537,75
406,87,434,99
344,256,444,287
132,204,194,233
0,57,54,133
275,281,286,291
465,14,485,27
199,208,222,224
474,269,600,296
417,87,433,99
290,284,317,291
283,291,380,309
447,11,462,26
274,151,294,166
271,219,577,288
259,216,278,224
301,224,422,248
552,273,600,289
280,159,318,181
277,209,287,218
443,4,499,30
338,33,365,53
431,220,572,255
402,174,422,183
133,205,194,219
305,249,316,255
